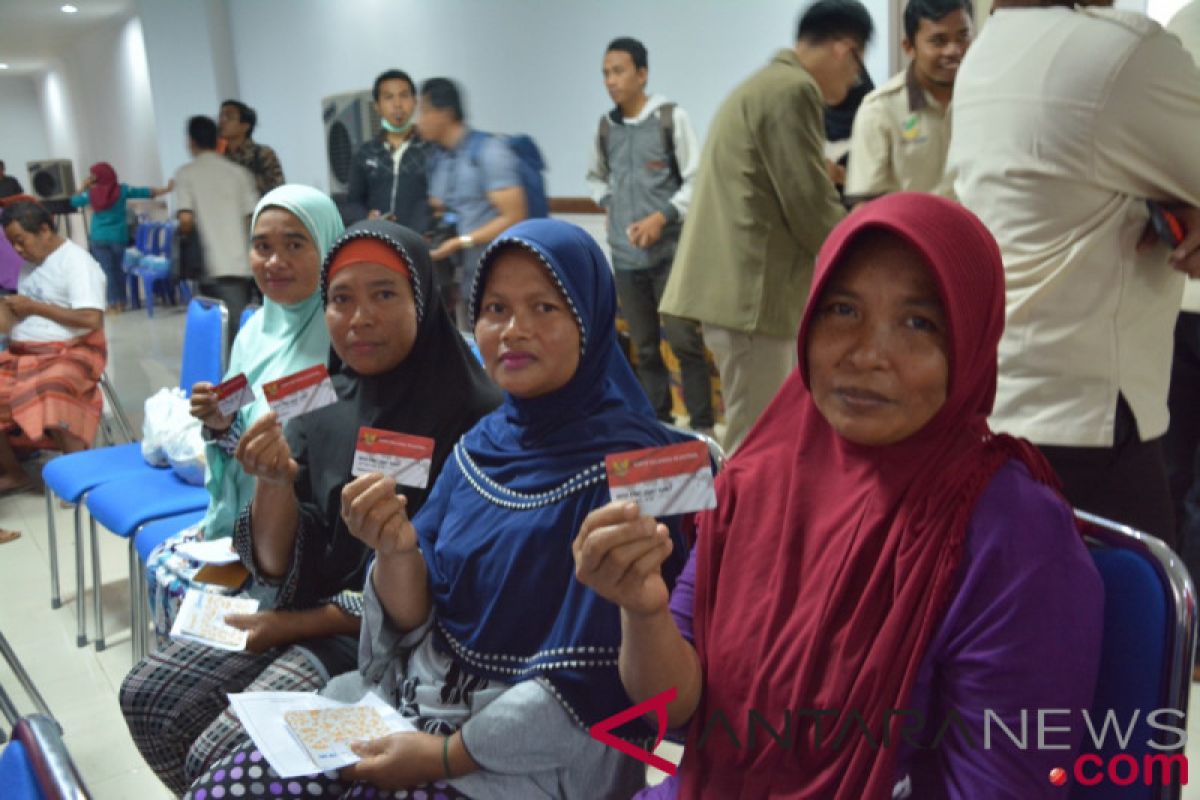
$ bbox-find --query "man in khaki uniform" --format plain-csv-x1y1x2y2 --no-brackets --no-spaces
844,0,972,203
660,0,872,454
949,0,1200,545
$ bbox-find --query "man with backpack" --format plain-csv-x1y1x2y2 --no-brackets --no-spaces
420,77,530,328
586,37,713,435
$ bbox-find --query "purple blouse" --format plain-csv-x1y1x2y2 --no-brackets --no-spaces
0,234,22,291
639,460,1104,799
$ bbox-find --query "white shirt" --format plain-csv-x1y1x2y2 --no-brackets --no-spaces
1168,0,1200,312
949,7,1200,447
173,151,259,279
13,239,106,343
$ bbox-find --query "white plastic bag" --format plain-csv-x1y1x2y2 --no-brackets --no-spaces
163,416,206,485
142,387,189,466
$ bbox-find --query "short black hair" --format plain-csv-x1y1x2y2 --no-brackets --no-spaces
420,78,465,122
220,99,257,136
903,0,973,41
606,37,648,71
372,69,417,102
1,200,53,234
0,160,5,171
188,115,219,150
797,0,875,46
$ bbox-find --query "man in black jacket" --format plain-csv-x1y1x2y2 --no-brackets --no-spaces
344,69,432,233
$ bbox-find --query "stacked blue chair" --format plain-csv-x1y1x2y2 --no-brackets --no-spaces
1070,511,1197,800
41,297,227,649
124,220,159,309
130,508,206,659
133,222,183,317
85,296,228,653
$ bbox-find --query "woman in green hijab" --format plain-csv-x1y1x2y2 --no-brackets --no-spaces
145,184,343,637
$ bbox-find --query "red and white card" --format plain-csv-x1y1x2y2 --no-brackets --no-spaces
262,365,338,422
605,440,716,518
215,373,255,418
351,427,436,489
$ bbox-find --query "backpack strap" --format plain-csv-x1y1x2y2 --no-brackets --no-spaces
466,130,491,169
658,102,682,187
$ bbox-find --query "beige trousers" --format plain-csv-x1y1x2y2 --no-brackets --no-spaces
702,323,797,455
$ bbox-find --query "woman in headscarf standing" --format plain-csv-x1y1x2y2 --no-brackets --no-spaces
68,162,172,312
187,219,693,799
123,218,500,795
578,193,1105,799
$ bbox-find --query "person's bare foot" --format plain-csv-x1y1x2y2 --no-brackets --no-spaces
0,529,20,544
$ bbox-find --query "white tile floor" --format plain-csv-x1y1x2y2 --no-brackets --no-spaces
2,304,1200,798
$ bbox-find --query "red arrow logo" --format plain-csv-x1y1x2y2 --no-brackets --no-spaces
588,687,679,775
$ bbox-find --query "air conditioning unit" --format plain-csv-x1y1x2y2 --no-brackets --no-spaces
322,91,380,196
26,159,76,201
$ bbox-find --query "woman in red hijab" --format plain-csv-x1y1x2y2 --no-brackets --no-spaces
69,162,172,312
575,193,1104,798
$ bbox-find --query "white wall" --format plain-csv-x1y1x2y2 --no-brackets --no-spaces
53,15,163,188
0,75,53,189
35,66,82,183
218,0,891,197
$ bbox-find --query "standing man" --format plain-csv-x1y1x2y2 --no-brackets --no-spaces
420,77,526,329
344,69,432,232
218,100,285,197
0,201,107,492
174,115,260,349
949,0,1200,546
586,37,713,435
844,0,972,203
0,161,23,199
659,0,871,454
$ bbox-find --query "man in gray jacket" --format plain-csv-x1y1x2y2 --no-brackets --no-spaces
586,37,713,434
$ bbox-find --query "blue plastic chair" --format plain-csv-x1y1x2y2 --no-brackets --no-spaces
42,297,227,647
86,470,209,654
1070,511,1196,800
133,222,180,317
125,221,159,309
239,303,261,331
130,508,206,659
0,716,89,800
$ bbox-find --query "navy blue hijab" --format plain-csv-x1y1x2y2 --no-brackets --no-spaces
413,219,689,730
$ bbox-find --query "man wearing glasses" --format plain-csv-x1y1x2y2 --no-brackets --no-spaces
845,0,972,205
660,0,872,454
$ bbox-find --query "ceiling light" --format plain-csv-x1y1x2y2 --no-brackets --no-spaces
0,64,9,70
61,4,79,13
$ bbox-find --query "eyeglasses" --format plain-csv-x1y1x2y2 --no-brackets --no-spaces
849,47,866,87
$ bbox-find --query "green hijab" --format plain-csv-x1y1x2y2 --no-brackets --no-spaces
200,184,344,538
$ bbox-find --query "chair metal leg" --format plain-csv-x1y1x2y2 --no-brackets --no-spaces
74,502,86,647
45,492,61,610
0,632,53,721
128,541,140,663
90,516,106,652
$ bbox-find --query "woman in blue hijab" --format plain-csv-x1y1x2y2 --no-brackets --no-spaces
187,219,692,799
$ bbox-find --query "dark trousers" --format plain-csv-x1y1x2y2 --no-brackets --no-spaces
1166,312,1200,581
1039,394,1176,549
198,276,256,358
91,241,128,307
613,259,714,428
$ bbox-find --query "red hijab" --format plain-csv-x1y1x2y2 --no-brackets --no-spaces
680,194,1061,799
88,162,120,212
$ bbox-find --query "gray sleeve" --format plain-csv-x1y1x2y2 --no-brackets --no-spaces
358,560,435,685
459,680,594,773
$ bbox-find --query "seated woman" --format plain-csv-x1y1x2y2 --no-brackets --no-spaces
144,183,342,639
121,219,499,795
576,194,1105,799
69,161,172,312
186,219,692,799
0,201,107,494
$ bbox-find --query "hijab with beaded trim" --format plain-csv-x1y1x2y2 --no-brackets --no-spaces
278,219,501,604
413,218,689,731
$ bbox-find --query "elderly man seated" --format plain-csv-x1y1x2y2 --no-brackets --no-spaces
0,201,107,504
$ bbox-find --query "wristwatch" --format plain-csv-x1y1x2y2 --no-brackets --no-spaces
458,234,475,249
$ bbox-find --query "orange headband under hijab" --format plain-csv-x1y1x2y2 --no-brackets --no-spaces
326,238,411,284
